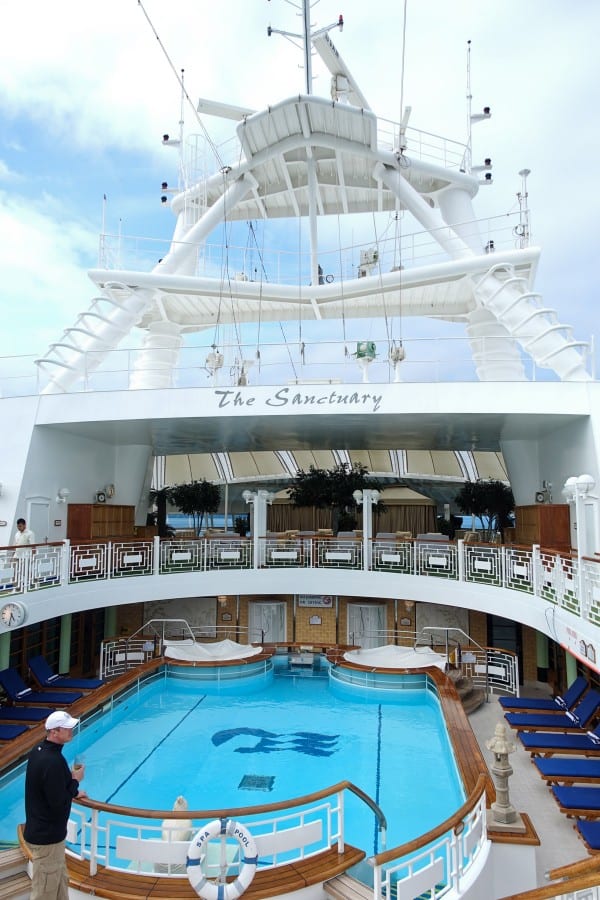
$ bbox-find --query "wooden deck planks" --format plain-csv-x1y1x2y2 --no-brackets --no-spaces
66,844,365,900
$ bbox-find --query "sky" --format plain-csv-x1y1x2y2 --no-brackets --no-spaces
1,0,599,379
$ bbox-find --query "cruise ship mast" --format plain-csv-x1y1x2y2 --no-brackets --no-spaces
34,1,592,394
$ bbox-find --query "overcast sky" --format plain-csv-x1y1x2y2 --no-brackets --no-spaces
1,0,598,378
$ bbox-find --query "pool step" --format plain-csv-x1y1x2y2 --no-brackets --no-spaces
0,847,29,900
448,669,486,715
325,873,372,900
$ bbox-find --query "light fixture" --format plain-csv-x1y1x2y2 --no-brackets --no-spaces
105,484,115,499
353,490,363,504
218,594,227,607
56,488,70,504
242,490,253,503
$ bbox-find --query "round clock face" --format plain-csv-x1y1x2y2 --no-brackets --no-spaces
0,601,26,628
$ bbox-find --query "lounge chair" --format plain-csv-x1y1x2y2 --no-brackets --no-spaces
576,818,600,851
499,675,588,712
0,706,54,722
519,723,600,755
533,757,600,784
504,690,600,732
28,655,103,690
0,667,82,706
0,723,28,740
551,785,600,817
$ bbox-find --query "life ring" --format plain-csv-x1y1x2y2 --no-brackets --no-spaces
186,818,258,900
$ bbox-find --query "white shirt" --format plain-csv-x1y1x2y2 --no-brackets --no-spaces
14,527,35,557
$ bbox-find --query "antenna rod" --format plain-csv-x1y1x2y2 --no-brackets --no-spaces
302,0,312,94
465,40,472,174
517,168,531,248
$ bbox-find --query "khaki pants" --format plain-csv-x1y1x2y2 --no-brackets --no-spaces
28,840,68,900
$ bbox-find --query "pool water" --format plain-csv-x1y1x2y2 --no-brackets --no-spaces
0,666,464,856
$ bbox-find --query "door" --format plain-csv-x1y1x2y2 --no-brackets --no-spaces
27,498,50,544
487,614,523,684
248,601,286,643
347,603,386,649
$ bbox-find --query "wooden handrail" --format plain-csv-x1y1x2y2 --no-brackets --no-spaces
368,774,487,867
497,869,600,900
547,853,600,881
76,779,363,820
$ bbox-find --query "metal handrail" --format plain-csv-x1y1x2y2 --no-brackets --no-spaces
423,626,491,702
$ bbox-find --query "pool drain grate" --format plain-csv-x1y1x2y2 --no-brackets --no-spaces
238,774,275,792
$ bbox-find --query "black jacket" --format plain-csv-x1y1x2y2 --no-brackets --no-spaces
24,739,79,845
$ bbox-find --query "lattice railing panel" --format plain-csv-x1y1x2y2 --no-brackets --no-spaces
159,540,203,573
372,539,413,573
464,545,502,586
316,539,362,570
538,551,578,614
263,538,306,568
416,542,458,579
504,546,534,593
111,541,154,578
70,543,108,583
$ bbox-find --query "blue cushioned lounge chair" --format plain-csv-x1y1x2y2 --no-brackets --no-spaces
576,819,600,850
0,668,82,706
499,676,588,712
28,655,103,691
0,706,54,722
533,757,600,784
518,722,600,755
552,785,600,816
504,690,600,732
0,723,28,740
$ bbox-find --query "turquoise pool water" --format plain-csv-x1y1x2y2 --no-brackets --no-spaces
0,663,464,856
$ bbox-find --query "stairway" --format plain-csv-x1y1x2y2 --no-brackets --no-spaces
325,873,372,900
448,668,486,715
0,847,29,900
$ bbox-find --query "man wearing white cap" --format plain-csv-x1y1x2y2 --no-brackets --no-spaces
24,710,86,900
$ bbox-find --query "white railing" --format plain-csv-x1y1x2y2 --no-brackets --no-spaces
1,538,599,633
370,776,489,900
4,333,594,400
67,781,355,878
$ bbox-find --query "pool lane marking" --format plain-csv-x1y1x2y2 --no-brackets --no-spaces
104,696,207,804
373,704,382,855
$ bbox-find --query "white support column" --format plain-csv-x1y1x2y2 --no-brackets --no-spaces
373,161,473,260
563,474,597,607
353,489,380,570
243,490,276,569
158,172,258,276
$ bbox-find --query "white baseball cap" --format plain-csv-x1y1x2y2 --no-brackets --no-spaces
45,710,80,730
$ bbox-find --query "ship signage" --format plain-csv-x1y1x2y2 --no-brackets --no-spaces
214,387,383,412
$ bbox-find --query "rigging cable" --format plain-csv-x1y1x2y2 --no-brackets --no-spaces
137,0,225,170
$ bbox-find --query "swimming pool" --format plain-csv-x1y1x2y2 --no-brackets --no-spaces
0,660,464,860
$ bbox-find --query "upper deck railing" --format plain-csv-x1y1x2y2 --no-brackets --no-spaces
1,536,599,653
97,211,527,281
3,333,593,398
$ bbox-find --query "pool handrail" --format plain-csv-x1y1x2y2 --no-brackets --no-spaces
74,778,384,827
367,773,488,899
70,780,385,878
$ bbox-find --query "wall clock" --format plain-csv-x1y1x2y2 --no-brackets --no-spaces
0,601,27,629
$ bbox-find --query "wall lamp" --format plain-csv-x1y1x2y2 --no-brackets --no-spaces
56,488,70,504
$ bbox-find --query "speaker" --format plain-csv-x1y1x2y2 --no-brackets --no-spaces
535,490,547,503
96,491,106,503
